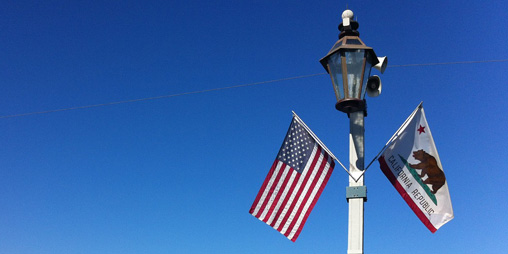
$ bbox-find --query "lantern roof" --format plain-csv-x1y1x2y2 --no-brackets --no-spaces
320,36,379,73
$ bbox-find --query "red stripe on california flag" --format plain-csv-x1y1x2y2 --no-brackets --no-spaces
249,160,279,215
291,155,335,241
379,156,437,233
255,162,287,219
262,164,293,223
276,146,322,233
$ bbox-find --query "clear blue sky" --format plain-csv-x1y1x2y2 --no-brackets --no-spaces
1,1,508,253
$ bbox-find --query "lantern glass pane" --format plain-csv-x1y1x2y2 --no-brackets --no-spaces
327,52,344,101
344,50,366,99
361,52,374,98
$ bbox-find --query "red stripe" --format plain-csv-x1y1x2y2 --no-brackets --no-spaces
262,165,293,223
284,150,328,238
276,147,322,232
253,161,286,218
269,167,301,228
284,150,326,237
291,156,335,241
249,160,278,215
379,156,437,233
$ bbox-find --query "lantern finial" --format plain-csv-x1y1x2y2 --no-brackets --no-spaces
338,10,359,39
342,9,354,20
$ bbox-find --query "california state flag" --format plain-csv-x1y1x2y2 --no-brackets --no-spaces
378,104,454,232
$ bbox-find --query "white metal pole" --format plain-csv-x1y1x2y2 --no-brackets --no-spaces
347,111,365,254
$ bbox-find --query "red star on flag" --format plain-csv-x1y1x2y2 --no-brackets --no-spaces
417,125,425,134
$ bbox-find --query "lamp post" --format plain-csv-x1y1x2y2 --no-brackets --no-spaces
320,9,387,254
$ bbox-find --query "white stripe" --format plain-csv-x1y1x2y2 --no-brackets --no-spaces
280,148,324,235
252,161,284,217
273,145,318,230
265,169,298,225
258,164,291,221
287,155,331,240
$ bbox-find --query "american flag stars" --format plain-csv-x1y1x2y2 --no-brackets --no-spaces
278,119,314,174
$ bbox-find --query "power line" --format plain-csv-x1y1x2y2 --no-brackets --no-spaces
1,59,507,119
388,59,508,68
0,73,324,119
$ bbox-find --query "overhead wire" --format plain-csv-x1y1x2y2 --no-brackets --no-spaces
0,73,324,119
388,59,508,67
1,59,507,119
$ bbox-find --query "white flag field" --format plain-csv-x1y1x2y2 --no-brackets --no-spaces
378,104,454,232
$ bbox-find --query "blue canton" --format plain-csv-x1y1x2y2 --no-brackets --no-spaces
277,119,315,174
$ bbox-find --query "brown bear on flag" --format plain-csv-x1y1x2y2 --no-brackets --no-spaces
410,149,446,195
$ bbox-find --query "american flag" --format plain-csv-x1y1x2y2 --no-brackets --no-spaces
249,116,335,242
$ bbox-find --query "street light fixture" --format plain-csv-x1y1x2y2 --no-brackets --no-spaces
320,9,387,254
320,9,386,114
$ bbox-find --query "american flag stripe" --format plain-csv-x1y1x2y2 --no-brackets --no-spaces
268,166,301,227
287,154,334,240
260,165,293,222
282,147,329,237
249,161,282,217
251,160,291,219
278,146,321,234
255,162,287,219
262,147,317,224
264,169,297,224
258,163,291,221
273,146,319,232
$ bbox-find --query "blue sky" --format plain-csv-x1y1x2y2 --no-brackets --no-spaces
1,1,508,253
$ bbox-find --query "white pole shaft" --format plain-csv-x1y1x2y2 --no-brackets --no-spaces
347,111,365,254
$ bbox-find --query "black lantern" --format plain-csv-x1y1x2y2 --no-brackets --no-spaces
320,10,380,114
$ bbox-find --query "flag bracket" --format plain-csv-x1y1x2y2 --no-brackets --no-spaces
346,186,367,202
